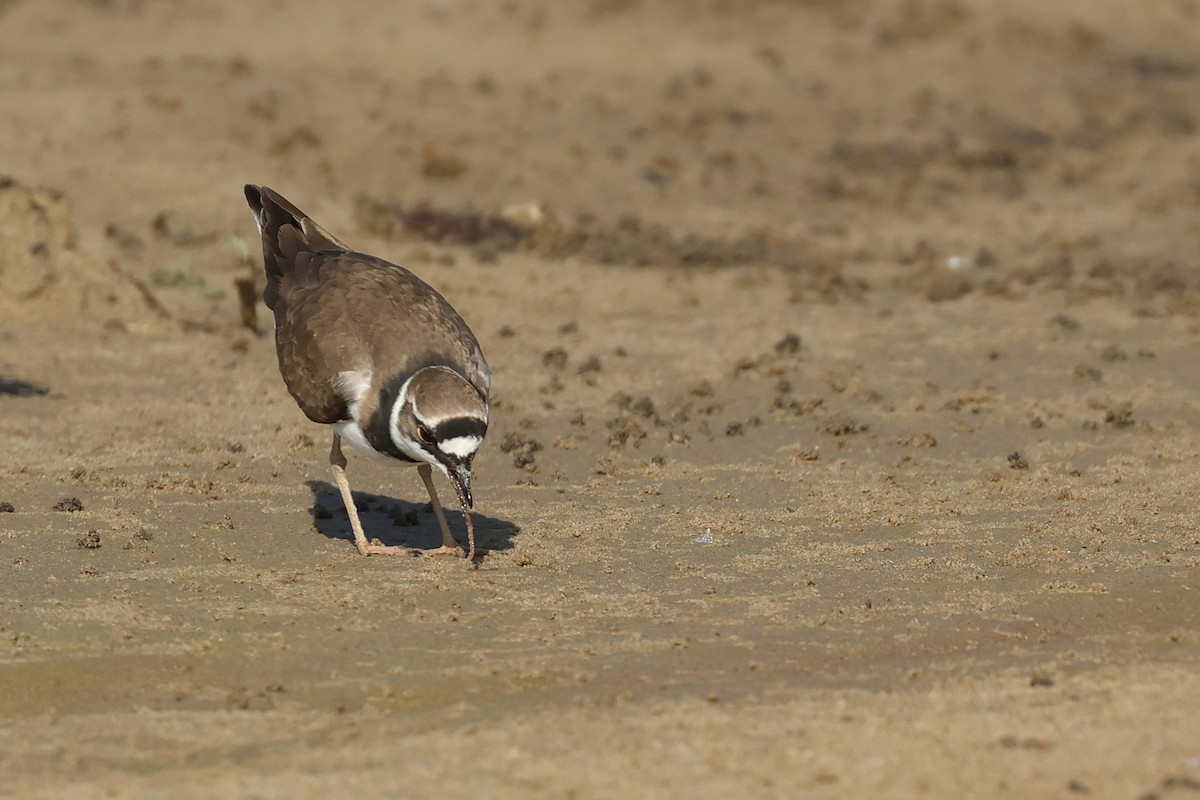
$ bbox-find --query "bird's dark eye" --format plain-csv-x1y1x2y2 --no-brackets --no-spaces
416,425,435,446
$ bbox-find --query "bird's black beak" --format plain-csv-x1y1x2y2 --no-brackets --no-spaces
449,465,473,510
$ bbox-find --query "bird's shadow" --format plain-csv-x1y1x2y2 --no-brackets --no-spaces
305,480,520,555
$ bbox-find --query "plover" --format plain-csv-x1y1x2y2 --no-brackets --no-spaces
244,185,490,562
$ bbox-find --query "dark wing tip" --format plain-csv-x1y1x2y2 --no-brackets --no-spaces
244,184,264,213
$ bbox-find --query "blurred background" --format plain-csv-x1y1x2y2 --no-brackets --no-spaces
3,0,1200,328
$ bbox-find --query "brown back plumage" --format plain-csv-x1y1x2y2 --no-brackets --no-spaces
242,185,491,430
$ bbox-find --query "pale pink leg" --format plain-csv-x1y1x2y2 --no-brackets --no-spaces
330,435,407,556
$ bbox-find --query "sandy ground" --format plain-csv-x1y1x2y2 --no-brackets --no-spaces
2,0,1200,797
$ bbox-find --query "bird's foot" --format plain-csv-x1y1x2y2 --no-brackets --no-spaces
419,544,491,561
418,544,463,557
358,540,416,557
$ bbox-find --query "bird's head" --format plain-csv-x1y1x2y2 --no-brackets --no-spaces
390,366,488,508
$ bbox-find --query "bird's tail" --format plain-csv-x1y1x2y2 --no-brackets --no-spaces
243,184,349,310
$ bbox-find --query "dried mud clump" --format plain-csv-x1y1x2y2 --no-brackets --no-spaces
790,447,821,462
773,396,824,417
1007,451,1030,470
1104,401,1135,428
1050,314,1081,331
774,332,802,354
577,355,602,375
606,417,647,449
500,432,544,471
897,432,937,448
734,333,811,379
76,530,102,549
541,347,569,370
1099,344,1127,362
612,392,659,423
819,414,866,437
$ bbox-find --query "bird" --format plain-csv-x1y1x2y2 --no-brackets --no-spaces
243,184,490,563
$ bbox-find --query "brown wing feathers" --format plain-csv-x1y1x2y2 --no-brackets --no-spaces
244,184,347,310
